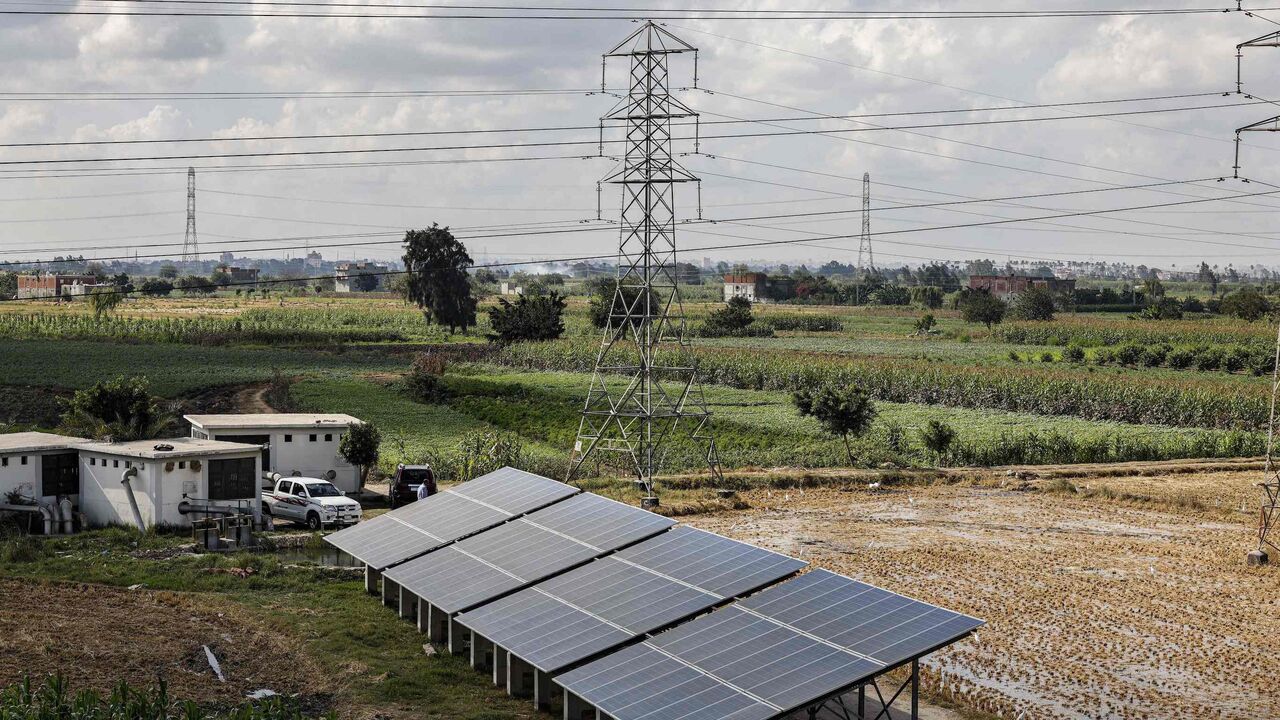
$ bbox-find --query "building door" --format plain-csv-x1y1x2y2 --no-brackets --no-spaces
41,452,79,497
217,434,271,471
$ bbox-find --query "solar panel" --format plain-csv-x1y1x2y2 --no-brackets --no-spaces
456,527,806,673
738,569,984,667
557,569,983,720
383,493,675,614
324,466,578,570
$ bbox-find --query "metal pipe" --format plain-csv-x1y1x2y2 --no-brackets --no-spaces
178,500,237,517
58,497,73,534
37,504,53,535
120,467,145,531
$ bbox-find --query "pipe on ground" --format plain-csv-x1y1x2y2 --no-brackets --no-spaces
58,497,73,534
37,504,54,535
120,467,145,531
178,500,238,517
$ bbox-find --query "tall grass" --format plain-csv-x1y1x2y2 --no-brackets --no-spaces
0,675,328,720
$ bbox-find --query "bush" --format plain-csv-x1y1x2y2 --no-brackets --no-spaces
404,352,450,403
1039,351,1054,363
868,285,911,306
1167,348,1195,369
919,419,956,465
1140,344,1170,367
1063,345,1086,363
958,289,1007,328
1195,347,1224,371
705,296,757,334
1115,343,1144,366
1224,346,1251,373
1220,286,1272,321
1008,286,1057,321
1139,298,1183,320
1251,350,1277,377
486,292,566,345
1008,350,1021,362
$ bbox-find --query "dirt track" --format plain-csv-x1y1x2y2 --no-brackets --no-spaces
0,580,321,706
685,470,1280,720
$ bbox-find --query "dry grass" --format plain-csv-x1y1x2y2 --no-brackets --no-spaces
684,477,1280,720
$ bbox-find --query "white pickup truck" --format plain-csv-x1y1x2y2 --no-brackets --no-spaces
263,477,362,530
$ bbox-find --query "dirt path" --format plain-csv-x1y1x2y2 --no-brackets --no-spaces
683,473,1279,720
230,384,275,413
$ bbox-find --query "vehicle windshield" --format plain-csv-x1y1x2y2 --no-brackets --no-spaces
400,469,433,484
304,482,342,497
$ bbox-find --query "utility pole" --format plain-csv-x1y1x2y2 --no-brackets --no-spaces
1250,321,1280,566
567,21,723,507
856,172,874,302
182,167,199,272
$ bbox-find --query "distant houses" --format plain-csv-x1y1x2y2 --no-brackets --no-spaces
723,272,770,302
335,262,389,292
16,273,99,299
967,274,1076,301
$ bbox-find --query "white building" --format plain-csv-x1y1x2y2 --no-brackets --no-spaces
0,432,84,505
334,262,388,292
76,438,262,528
185,413,362,493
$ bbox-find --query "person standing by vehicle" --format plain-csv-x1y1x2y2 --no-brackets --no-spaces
416,464,436,501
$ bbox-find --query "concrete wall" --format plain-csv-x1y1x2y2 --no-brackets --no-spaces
0,451,79,505
78,451,261,528
199,427,359,492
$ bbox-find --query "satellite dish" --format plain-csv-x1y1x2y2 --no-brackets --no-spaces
325,469,336,481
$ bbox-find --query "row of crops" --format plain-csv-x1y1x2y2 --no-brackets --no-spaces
491,338,1270,430
995,317,1277,350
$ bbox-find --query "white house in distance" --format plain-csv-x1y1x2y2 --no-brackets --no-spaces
185,413,362,493
0,433,263,529
77,438,262,528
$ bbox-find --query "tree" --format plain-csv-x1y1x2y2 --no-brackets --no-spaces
88,286,124,318
59,376,173,441
958,289,1007,329
351,272,380,292
177,275,214,295
487,292,567,345
1008,286,1056,321
919,420,956,465
585,276,656,331
911,286,944,309
1139,297,1183,320
1220,286,1272,321
704,296,755,334
403,224,477,333
338,422,381,490
793,384,877,466
0,271,16,300
209,269,232,287
139,278,173,297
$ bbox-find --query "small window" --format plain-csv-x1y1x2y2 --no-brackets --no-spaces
125,461,131,468
324,433,333,442
284,434,293,442
20,456,27,465
90,457,96,466
178,461,186,469
113,459,120,468
1,457,7,467
309,434,317,442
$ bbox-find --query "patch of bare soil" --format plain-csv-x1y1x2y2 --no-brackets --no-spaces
231,384,276,414
0,579,323,706
686,479,1280,720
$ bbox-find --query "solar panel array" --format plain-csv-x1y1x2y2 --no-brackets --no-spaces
556,570,983,720
325,467,578,570
456,527,807,673
382,493,676,613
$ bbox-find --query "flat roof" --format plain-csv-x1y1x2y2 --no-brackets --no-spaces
75,437,264,460
184,413,360,430
0,431,86,454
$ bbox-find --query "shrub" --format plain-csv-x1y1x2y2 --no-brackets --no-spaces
1167,348,1195,369
1195,347,1224,371
793,384,877,465
486,292,566,345
958,289,1007,329
1008,287,1057,321
1039,351,1054,363
1224,346,1251,373
1220,286,1272,321
1008,350,1021,362
913,313,937,336
59,376,174,441
1115,343,1144,366
1063,345,1086,363
919,420,957,465
404,353,450,403
1251,350,1277,377
1139,298,1183,320
1140,344,1170,367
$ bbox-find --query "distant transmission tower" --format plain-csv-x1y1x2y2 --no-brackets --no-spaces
181,166,199,271
857,172,874,276
1249,322,1280,566
567,21,722,506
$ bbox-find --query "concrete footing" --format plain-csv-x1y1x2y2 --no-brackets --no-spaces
1248,548,1270,566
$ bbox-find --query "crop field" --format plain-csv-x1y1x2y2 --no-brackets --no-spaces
686,470,1279,720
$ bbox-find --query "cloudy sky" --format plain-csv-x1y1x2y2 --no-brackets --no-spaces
2,0,1279,273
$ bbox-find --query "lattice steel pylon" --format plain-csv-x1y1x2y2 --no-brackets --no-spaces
181,166,199,271
1250,321,1280,565
856,172,874,277
566,21,722,505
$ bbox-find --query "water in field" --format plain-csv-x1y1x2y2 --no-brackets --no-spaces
271,546,361,567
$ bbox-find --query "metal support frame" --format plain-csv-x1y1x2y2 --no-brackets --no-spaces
1231,22,1280,176
567,21,723,502
856,172,874,277
1251,320,1280,565
807,659,921,720
182,166,199,271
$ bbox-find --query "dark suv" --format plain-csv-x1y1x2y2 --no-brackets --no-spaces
389,464,437,508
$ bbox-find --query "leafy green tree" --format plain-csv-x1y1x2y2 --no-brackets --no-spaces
403,224,477,333
1220,286,1272,321
911,286,944,309
487,292,567,345
351,272,380,292
88,286,124,318
1139,297,1183,320
793,384,877,466
59,376,173,441
209,269,232,288
585,276,656,331
338,422,381,490
958,289,1007,329
869,285,911,306
0,271,17,300
919,420,956,465
1008,286,1056,321
176,275,213,295
139,279,173,297
705,296,755,334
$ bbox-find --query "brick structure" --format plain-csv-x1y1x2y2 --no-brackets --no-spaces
723,272,769,302
967,274,1075,301
16,273,97,299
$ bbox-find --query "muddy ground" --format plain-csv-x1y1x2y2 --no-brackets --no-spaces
685,470,1280,720
0,579,324,707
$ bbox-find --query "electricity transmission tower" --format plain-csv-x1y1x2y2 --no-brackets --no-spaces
567,21,722,506
857,172,874,276
1250,323,1280,565
182,166,199,271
